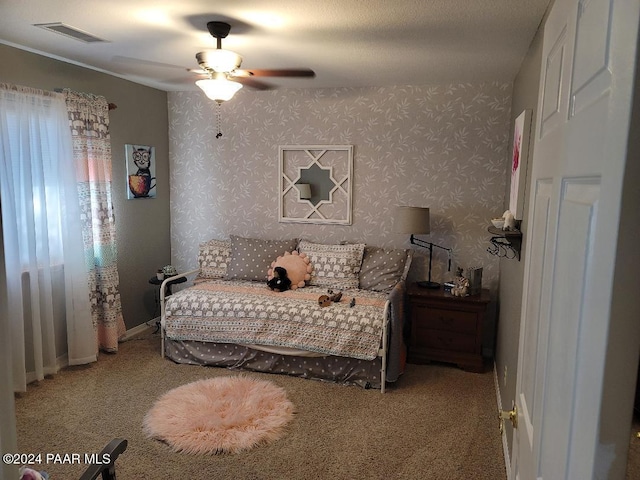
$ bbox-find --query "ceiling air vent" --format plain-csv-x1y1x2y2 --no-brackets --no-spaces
33,23,107,43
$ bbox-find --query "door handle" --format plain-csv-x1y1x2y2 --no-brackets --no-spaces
498,404,518,433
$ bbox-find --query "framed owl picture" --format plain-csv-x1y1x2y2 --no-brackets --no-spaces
125,144,156,199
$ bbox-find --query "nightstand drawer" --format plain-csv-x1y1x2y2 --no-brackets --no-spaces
412,305,477,334
414,328,477,353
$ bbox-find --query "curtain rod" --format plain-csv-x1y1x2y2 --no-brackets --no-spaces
53,88,117,110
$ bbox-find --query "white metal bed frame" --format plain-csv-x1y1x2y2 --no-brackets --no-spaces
159,270,390,393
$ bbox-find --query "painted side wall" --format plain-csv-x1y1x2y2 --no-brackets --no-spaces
0,44,171,331
600,33,640,477
495,22,544,457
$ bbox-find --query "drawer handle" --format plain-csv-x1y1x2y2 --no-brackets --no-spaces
437,336,452,345
437,316,453,325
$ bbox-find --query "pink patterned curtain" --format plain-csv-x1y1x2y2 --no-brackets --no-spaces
63,89,126,351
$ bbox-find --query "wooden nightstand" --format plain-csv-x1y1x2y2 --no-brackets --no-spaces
407,284,491,372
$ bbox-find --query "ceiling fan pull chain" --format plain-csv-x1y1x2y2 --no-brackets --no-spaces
215,101,222,139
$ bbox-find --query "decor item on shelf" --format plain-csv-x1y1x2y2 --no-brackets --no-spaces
487,210,522,260
394,206,451,289
491,217,505,229
156,269,164,281
502,210,516,230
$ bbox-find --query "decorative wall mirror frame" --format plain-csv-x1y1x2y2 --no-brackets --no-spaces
278,145,353,225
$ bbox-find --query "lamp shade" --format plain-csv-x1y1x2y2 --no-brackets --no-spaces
394,206,430,234
196,78,243,102
296,183,312,199
196,50,243,72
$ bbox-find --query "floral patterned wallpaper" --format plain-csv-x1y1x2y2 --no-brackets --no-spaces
168,82,512,290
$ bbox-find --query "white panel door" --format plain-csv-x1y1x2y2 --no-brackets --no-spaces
511,0,639,478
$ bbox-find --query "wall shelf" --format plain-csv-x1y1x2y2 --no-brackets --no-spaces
487,226,522,260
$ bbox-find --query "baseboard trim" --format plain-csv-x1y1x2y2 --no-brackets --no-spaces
122,322,154,341
493,361,512,480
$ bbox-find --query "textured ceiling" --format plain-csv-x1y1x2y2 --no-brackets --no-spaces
0,0,551,92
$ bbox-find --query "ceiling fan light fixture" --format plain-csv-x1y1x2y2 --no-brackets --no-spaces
196,49,242,73
196,77,243,102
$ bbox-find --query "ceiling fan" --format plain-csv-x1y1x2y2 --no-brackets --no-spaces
194,21,315,102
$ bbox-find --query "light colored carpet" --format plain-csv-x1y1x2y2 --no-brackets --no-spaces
15,332,508,479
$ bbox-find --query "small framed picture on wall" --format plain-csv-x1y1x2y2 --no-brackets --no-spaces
125,144,156,199
509,110,532,220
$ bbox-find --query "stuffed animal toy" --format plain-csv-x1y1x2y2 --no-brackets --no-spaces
327,289,342,302
451,268,470,297
267,266,292,292
318,295,332,307
268,251,312,290
318,289,343,307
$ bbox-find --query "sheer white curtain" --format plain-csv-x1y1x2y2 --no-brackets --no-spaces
0,84,96,392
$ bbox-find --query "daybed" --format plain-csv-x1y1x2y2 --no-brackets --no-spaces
160,236,411,392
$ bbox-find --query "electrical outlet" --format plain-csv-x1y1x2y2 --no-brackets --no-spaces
503,365,508,386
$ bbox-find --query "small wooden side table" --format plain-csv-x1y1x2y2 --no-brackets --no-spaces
407,284,491,372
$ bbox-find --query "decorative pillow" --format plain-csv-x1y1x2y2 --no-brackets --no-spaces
298,240,365,290
268,251,312,289
227,235,298,281
359,246,409,292
197,239,231,280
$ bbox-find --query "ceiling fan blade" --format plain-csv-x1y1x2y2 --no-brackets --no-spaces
234,77,273,90
234,68,315,78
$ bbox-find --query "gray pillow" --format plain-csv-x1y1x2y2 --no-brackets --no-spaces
227,235,298,281
359,246,409,292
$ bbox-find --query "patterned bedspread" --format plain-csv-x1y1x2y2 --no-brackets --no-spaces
164,279,389,360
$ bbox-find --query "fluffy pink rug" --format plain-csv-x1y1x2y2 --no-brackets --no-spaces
143,376,295,454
